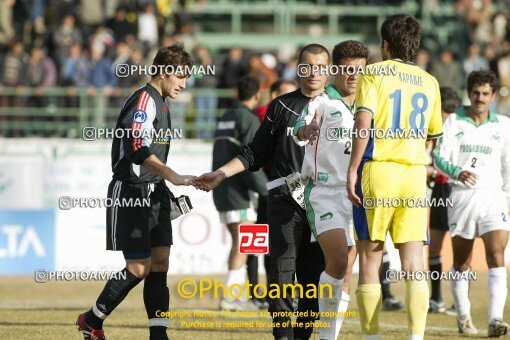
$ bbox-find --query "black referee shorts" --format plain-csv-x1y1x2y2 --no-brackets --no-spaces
106,180,172,252
429,182,452,231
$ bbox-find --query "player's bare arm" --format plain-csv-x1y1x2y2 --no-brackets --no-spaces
142,155,196,186
193,157,246,192
346,109,371,207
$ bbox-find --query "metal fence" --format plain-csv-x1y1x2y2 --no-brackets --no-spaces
0,87,235,138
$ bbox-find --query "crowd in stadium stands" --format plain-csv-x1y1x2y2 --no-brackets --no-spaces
0,0,510,137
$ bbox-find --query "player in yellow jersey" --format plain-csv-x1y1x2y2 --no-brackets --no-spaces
346,14,443,340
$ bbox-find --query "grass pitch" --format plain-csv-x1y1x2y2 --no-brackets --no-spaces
0,272,507,339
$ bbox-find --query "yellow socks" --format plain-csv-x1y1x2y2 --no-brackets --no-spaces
356,284,382,335
405,279,429,337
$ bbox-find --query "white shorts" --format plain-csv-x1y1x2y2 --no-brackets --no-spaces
304,182,355,246
448,188,509,239
219,208,257,224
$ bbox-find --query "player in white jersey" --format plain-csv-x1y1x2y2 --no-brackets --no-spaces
433,70,510,337
293,40,368,340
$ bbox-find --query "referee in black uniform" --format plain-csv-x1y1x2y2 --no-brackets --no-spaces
194,44,329,340
77,44,197,340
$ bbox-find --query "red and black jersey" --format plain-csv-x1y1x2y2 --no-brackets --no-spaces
111,83,171,183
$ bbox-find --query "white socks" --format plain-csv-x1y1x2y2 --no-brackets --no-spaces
450,267,471,317
225,267,246,301
450,266,508,323
318,271,347,340
488,267,507,321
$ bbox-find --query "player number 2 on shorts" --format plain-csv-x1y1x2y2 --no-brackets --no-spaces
389,90,428,132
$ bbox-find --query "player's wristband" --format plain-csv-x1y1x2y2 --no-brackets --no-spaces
170,195,193,220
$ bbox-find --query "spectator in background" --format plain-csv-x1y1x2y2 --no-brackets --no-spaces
23,46,57,135
55,0,78,22
484,44,499,77
497,45,510,95
89,42,116,126
0,39,25,136
0,40,26,106
23,46,57,106
114,44,147,89
218,47,245,108
12,0,29,42
193,45,218,139
259,54,278,91
488,42,510,115
78,0,104,37
138,3,159,49
106,6,137,43
280,56,298,81
112,41,131,70
89,43,116,89
60,42,90,107
416,49,431,71
53,15,82,68
89,24,115,55
247,53,277,94
492,12,507,44
463,43,489,80
0,0,15,59
430,50,463,92
61,42,90,88
128,46,149,86
253,79,297,121
456,0,493,44
29,0,46,40
174,4,193,35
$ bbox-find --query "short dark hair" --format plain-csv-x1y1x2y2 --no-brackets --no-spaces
238,76,260,101
440,87,461,113
381,14,421,61
298,44,330,64
332,40,369,65
467,70,498,93
270,79,297,95
152,43,193,78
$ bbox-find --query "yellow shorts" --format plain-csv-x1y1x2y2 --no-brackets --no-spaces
353,161,429,244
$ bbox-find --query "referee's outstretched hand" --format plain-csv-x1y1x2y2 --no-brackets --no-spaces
191,170,226,192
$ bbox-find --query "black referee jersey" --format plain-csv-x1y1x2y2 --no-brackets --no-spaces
237,89,311,179
111,83,171,183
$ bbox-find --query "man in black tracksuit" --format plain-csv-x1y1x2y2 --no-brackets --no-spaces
194,44,330,340
212,76,268,311
212,76,267,213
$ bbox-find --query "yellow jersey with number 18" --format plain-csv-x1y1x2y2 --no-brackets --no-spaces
355,59,443,165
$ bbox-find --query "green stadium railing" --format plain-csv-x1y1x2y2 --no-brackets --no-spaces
173,1,421,50
0,87,234,138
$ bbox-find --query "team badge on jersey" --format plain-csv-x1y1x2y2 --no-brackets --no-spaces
133,110,147,124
